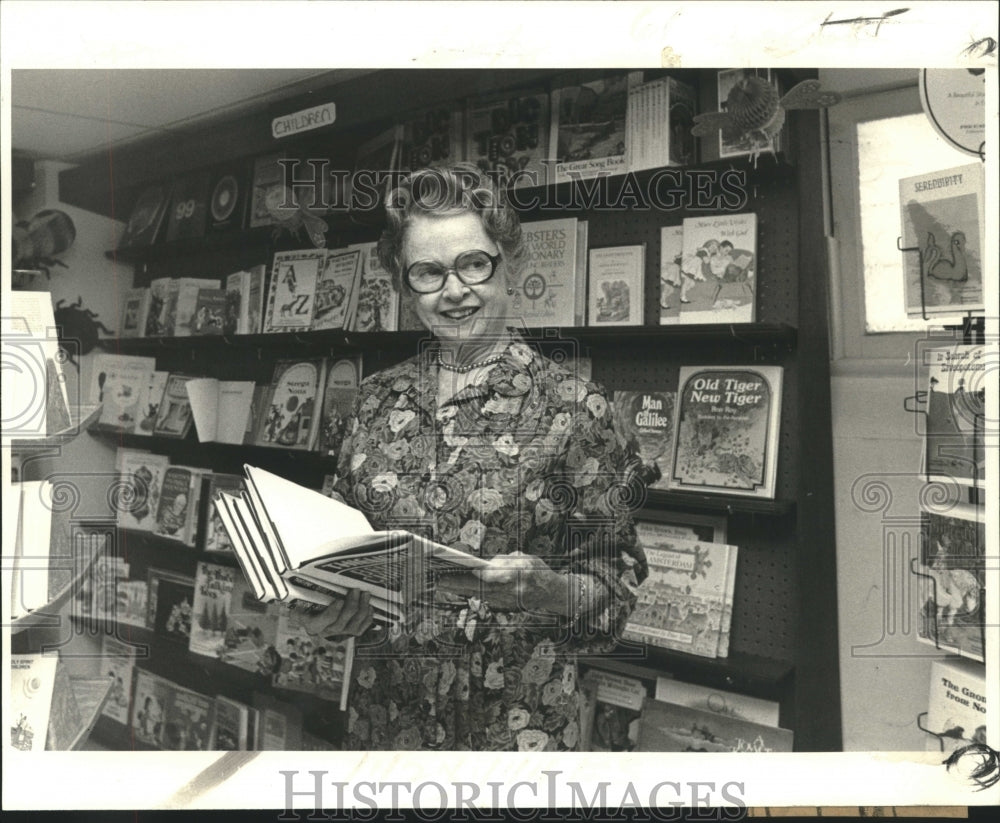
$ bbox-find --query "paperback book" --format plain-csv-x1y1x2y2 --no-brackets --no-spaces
119,287,151,338
186,378,255,444
90,353,156,431
925,658,988,753
131,670,213,750
189,562,239,658
147,567,195,643
152,373,196,438
924,345,986,486
190,288,228,335
215,575,280,676
678,213,757,323
100,636,138,726
899,163,985,317
115,449,170,532
635,697,793,752
171,278,221,338
312,248,362,331
465,89,551,188
318,356,361,457
252,692,303,750
263,249,326,333
587,245,646,326
210,695,253,750
668,365,783,499
659,225,684,324
133,370,169,437
248,153,286,229
144,277,178,337
270,607,355,710
613,390,675,491
252,359,326,451
203,473,245,553
512,217,578,328
581,668,647,752
349,241,398,333
153,465,202,545
398,105,463,173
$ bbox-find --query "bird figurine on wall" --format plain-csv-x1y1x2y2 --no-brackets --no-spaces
692,74,841,164
262,183,329,248
922,231,969,282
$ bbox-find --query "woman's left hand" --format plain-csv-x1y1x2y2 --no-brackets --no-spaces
436,551,568,613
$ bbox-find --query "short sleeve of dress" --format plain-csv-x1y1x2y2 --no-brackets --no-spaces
559,383,648,654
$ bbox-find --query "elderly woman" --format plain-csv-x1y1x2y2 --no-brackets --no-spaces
309,163,647,751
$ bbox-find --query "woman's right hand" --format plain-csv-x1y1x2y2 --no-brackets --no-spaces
298,589,374,640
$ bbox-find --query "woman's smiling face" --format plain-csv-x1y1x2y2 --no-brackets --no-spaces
401,212,511,345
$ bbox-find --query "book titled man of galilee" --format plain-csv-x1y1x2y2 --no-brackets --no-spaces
669,365,783,499
212,465,490,623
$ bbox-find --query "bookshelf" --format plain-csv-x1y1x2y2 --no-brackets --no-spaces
51,67,840,751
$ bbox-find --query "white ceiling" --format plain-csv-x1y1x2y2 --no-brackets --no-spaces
11,69,371,163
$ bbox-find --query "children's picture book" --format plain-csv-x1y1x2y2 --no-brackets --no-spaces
186,378,255,444
120,184,170,248
158,678,214,750
100,636,138,726
658,225,684,324
115,579,149,629
511,217,578,328
10,654,58,752
152,373,195,438
581,668,647,752
654,677,780,728
246,264,267,335
899,162,984,317
613,390,675,491
318,356,361,457
154,465,202,545
622,526,734,658
269,607,354,710
550,72,642,183
465,88,550,188
206,163,248,233
210,695,252,750
925,658,988,753
263,249,325,333
191,288,228,335
645,511,728,545
635,696,793,752
215,575,280,676
89,353,156,431
348,241,398,333
678,213,757,324
132,370,169,437
248,153,286,229
213,464,490,623
669,365,783,498
119,287,151,338
164,171,210,242
130,668,170,748
398,105,463,173
917,500,984,662
587,245,645,326
189,561,238,658
91,554,129,622
115,449,170,532
171,278,221,338
224,270,247,335
203,473,245,553
626,75,697,172
924,345,986,486
253,359,326,451
147,567,195,642
312,248,362,331
144,277,178,337
252,691,303,750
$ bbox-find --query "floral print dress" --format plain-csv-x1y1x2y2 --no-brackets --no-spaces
335,335,647,751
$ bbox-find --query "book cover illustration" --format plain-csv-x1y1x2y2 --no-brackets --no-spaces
204,474,245,553
669,365,783,498
115,579,148,629
115,450,169,531
655,677,780,728
164,171,210,242
159,680,213,751
465,89,550,188
925,658,988,753
312,248,361,331
46,660,83,751
120,184,170,248
189,562,238,658
350,242,398,333
119,288,150,338
268,607,353,707
90,353,155,431
191,288,227,335
587,245,645,326
154,465,198,543
171,278,221,338
131,669,170,748
677,214,757,324
398,105,463,173
10,654,58,752
622,526,732,657
924,345,986,486
207,163,248,233
152,373,194,438
143,278,177,337
248,153,286,229
263,249,325,333
613,391,675,491
635,697,793,752
133,370,169,437
211,696,251,750
659,225,684,324
91,554,128,621
100,636,138,725
254,359,325,450
318,356,361,457
215,577,280,675
147,568,195,643
899,163,984,317
582,669,647,752
917,500,984,662
511,218,578,327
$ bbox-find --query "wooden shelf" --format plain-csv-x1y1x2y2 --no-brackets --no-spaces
645,489,795,517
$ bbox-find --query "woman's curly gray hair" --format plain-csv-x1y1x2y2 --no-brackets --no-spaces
376,163,526,293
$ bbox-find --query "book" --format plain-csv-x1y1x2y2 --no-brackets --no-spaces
550,72,642,183
511,217,578,328
133,370,169,437
248,153,286,229
464,89,550,188
716,543,739,659
130,668,170,748
153,465,203,546
350,125,403,212
246,264,267,334
312,248,362,331
152,373,196,438
133,671,214,751
899,162,985,317
119,287,151,338
186,378,255,444
654,677,780,728
46,659,84,751
100,636,138,725
144,277,178,337
120,184,170,248
398,105,463,172
348,241,399,332
581,668,647,752
115,449,169,532
215,575,280,675
917,500,985,662
189,561,239,658
210,695,252,750
658,225,684,325
635,696,793,752
612,390,675,491
4,482,24,620
622,526,735,658
668,365,783,499
164,171,210,242
203,473,246,553
207,163,249,233
924,345,986,486
587,245,645,326
115,579,149,629
318,356,361,457
213,464,490,623
270,607,355,710
252,359,326,451
925,658,988,753
91,553,129,621
173,277,223,337
646,511,728,544
626,75,697,172
575,220,589,325
224,270,248,335
262,249,326,333
678,213,757,324
89,353,156,431
190,288,228,335
252,692,303,750
10,654,58,752
147,567,196,642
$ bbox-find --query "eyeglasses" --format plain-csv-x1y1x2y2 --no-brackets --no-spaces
404,250,501,294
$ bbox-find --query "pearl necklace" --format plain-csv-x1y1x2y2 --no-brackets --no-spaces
435,349,506,374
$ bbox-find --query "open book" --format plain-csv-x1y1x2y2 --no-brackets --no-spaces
213,465,489,623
